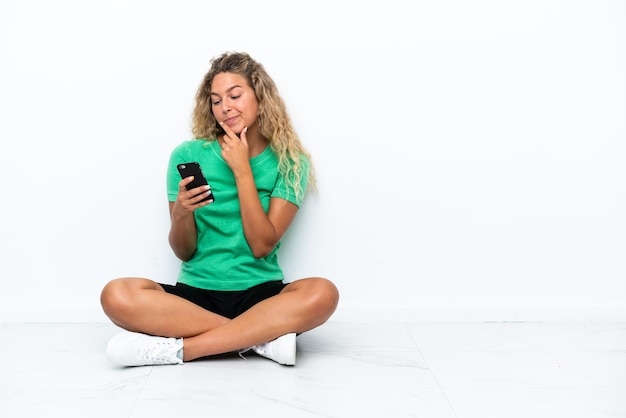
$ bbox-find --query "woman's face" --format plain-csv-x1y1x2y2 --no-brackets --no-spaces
210,72,259,134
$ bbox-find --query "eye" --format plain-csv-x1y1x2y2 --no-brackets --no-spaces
230,95,240,100
212,100,221,106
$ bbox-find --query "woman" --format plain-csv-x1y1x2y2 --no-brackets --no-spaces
101,51,339,367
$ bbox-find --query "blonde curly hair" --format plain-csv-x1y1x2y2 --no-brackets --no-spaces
191,51,316,199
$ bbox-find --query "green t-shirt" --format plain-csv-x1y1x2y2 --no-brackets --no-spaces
166,139,309,291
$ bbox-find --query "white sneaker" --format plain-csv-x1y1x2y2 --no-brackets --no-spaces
106,331,183,366
250,333,296,366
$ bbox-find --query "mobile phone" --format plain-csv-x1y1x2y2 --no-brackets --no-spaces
176,162,215,203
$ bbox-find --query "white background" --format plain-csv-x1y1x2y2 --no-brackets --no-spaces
1,0,625,321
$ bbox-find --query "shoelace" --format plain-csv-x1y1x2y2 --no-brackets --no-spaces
140,341,178,362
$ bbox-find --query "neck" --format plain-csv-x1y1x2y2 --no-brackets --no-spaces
247,137,268,158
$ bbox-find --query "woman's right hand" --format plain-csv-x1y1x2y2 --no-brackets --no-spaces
168,176,211,261
173,176,214,215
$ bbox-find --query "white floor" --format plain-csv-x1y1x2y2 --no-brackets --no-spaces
1,319,625,418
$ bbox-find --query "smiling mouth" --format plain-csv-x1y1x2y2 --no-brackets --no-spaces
223,116,238,125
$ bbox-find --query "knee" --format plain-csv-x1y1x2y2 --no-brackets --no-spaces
308,278,340,318
100,278,133,318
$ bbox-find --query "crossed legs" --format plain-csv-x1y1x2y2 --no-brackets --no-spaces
100,277,339,362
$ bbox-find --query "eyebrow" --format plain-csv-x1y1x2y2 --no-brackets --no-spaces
210,85,243,97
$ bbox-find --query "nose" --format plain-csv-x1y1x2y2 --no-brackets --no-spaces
220,98,232,113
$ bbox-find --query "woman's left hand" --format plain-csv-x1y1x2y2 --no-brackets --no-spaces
220,123,250,175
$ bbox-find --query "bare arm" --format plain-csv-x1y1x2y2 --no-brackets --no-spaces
237,168,299,257
221,125,299,258
168,176,214,261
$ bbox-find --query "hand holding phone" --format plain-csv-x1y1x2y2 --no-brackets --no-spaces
176,162,215,203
